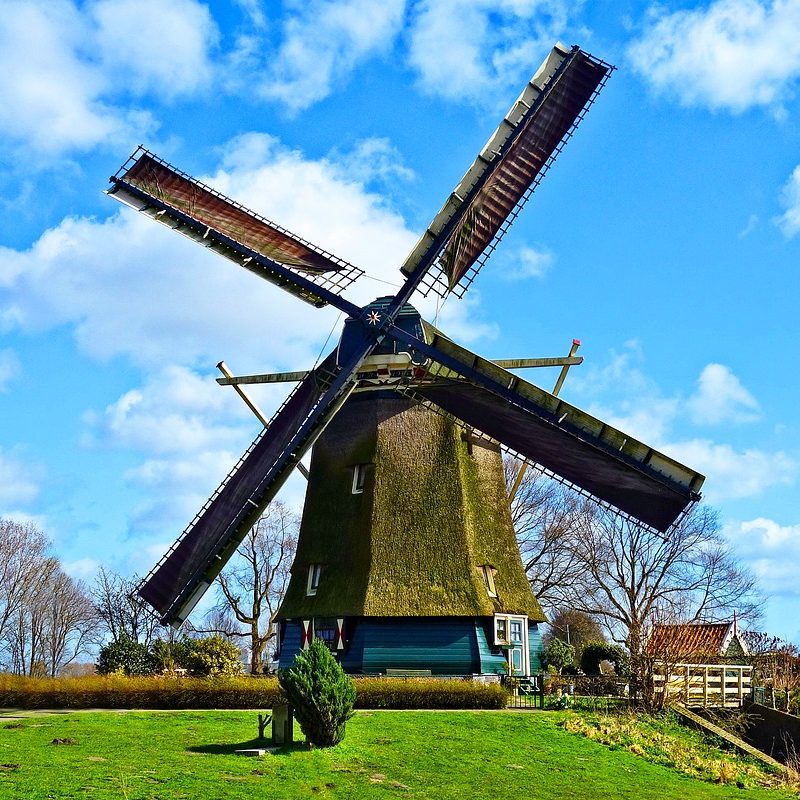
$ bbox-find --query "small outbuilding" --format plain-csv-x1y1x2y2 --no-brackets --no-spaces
644,620,751,708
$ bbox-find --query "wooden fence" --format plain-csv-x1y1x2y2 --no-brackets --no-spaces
653,663,752,708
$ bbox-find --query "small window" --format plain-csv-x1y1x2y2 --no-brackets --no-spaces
306,564,322,596
480,565,497,597
314,618,337,650
352,464,367,494
495,617,508,644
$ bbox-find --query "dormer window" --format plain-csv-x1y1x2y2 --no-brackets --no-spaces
479,565,498,597
352,463,367,494
306,564,322,596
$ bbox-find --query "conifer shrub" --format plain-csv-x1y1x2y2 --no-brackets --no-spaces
278,639,356,747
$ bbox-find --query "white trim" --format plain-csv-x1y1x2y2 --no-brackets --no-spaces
352,464,366,494
479,565,498,597
494,613,530,675
306,563,322,596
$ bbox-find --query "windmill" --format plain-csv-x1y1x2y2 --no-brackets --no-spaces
107,44,705,675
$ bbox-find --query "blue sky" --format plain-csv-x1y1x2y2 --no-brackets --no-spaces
1,0,799,641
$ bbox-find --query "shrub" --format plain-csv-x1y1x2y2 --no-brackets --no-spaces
187,635,244,677
278,640,355,747
580,640,629,677
96,635,156,676
151,637,194,673
545,638,575,675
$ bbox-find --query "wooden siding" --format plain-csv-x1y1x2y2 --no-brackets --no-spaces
476,620,507,675
357,618,480,674
528,624,544,673
281,617,483,674
278,621,302,670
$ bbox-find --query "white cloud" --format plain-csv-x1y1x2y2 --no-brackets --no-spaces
254,0,405,113
0,0,217,157
570,341,680,443
665,439,795,502
330,138,415,187
628,0,800,114
0,349,20,392
0,132,419,367
568,344,794,503
0,448,41,508
407,0,574,103
775,164,800,237
0,0,151,154
211,133,418,301
501,245,554,280
89,365,250,455
686,363,760,424
90,0,218,99
724,516,800,596
63,557,101,580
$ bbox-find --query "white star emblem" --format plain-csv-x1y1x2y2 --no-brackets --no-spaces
367,310,381,325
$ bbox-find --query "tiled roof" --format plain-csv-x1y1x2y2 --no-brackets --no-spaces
645,622,746,659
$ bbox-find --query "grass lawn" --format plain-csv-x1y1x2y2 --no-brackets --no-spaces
0,709,794,800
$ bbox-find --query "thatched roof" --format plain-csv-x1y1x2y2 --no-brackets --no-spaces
278,391,544,621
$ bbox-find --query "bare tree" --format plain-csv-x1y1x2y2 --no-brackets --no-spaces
565,504,762,657
505,460,589,613
0,518,50,666
744,631,800,709
212,501,298,673
6,558,96,676
544,607,606,667
41,571,97,676
91,567,160,647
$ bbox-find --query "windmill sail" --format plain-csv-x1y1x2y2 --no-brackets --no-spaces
395,326,703,532
139,352,352,625
401,45,611,298
107,148,364,307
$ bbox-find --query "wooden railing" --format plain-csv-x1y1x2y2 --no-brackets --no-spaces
653,663,752,708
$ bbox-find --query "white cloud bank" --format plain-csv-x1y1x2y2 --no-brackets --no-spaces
0,133,419,369
570,343,794,505
628,0,800,115
407,0,575,104
0,0,217,156
724,516,800,597
255,0,405,113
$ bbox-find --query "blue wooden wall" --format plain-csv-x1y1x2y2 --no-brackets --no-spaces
279,617,544,676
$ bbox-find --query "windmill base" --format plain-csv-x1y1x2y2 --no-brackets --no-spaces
278,616,543,677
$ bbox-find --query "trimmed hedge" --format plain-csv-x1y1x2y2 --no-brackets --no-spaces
0,674,281,710
0,674,507,711
353,678,507,709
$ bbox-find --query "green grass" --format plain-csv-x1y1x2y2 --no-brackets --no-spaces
0,710,794,800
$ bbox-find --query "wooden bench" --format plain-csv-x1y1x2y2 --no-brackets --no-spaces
385,668,433,677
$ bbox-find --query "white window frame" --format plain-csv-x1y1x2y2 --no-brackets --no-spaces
479,565,497,597
494,614,530,675
352,463,367,494
306,563,322,596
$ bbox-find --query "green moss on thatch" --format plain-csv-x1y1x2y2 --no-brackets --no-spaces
277,392,543,621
